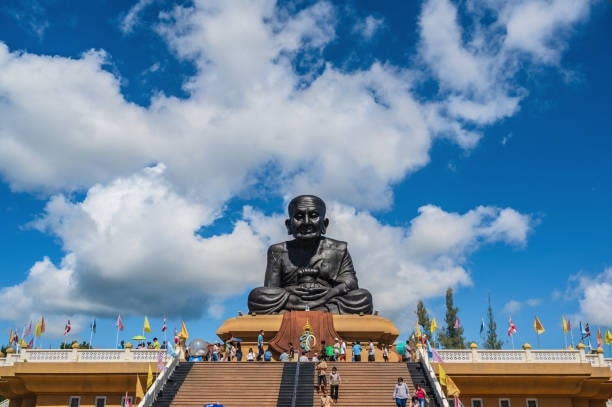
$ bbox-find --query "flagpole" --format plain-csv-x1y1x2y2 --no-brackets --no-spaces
116,327,120,349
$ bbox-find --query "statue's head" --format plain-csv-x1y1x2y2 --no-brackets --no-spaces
285,194,329,240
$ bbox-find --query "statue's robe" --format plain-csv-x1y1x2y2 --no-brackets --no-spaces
248,237,373,314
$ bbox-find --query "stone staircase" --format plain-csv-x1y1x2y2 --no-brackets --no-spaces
152,361,415,407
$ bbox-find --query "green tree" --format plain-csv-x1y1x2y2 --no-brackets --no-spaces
415,300,434,346
437,287,466,349
483,295,503,349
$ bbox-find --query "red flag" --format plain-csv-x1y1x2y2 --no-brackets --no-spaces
507,317,517,336
64,320,71,335
40,316,46,334
124,392,132,407
161,317,167,332
116,314,125,331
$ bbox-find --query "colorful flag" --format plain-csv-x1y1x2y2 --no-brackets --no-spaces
64,320,71,336
596,328,603,348
533,316,545,335
8,329,14,344
27,337,34,348
35,321,42,337
480,318,485,335
157,351,165,372
431,346,443,362
143,316,152,333
567,319,571,332
124,392,132,407
562,316,568,335
116,314,125,331
180,321,189,340
507,317,517,337
24,321,32,337
161,317,167,332
166,342,177,358
91,319,97,334
438,364,447,386
446,375,460,397
605,329,612,345
430,318,438,333
40,316,46,334
453,318,461,329
146,363,153,388
580,322,591,340
454,396,465,407
135,374,144,401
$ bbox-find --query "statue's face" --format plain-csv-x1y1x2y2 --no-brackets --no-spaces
286,198,328,240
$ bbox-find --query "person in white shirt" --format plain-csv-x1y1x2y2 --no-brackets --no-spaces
393,377,410,407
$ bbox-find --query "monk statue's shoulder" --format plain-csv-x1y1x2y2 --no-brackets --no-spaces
268,241,288,254
320,237,348,251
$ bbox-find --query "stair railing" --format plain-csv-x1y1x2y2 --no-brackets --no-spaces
138,353,180,407
417,347,449,407
290,352,302,407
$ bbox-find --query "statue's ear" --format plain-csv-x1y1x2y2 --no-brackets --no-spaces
321,218,329,234
285,218,292,235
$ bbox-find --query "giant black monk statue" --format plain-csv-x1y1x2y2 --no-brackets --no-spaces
248,195,373,314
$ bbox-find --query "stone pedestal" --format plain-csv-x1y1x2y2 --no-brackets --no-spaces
216,311,400,361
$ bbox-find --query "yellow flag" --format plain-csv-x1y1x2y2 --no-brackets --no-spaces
143,316,152,333
180,321,189,340
562,316,568,334
147,363,153,388
431,318,438,333
446,375,460,397
35,321,41,337
605,329,612,345
135,374,144,401
438,364,447,386
533,316,545,335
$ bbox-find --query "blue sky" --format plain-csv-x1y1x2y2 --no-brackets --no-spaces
1,0,611,353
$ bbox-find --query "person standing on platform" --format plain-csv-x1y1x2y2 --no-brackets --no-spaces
264,346,273,362
352,341,362,362
333,338,340,361
246,347,255,361
257,329,264,361
382,343,389,362
368,339,375,362
289,342,295,360
393,377,410,407
339,339,347,361
235,341,243,361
